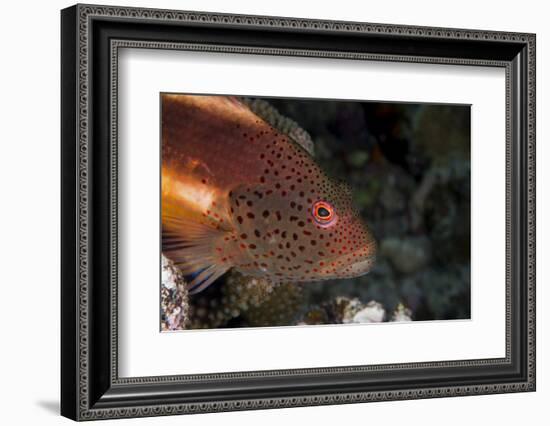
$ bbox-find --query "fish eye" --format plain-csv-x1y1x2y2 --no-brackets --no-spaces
312,201,336,226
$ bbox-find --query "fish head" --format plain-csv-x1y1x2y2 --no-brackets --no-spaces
227,170,376,283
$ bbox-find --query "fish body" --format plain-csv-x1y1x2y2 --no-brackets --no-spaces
162,94,376,294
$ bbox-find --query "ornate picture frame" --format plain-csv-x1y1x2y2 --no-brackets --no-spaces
61,3,535,420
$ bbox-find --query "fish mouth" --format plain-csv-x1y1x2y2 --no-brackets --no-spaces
317,251,376,280
345,254,376,277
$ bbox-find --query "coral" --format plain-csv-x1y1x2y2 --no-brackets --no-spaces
300,297,410,325
188,271,276,329
160,255,190,331
352,301,386,323
242,97,315,155
244,282,305,327
391,303,413,322
187,273,304,329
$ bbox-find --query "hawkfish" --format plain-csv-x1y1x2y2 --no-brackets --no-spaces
162,94,376,294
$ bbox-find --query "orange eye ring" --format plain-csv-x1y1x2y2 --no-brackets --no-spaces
312,201,336,226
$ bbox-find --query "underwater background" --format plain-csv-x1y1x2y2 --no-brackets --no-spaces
161,97,471,330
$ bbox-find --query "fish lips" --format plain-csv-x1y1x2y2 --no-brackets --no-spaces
317,251,376,280
345,254,377,277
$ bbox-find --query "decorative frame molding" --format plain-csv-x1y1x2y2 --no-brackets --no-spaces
61,3,535,421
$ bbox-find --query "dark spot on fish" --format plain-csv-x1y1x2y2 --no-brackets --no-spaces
249,244,257,249
254,230,261,238
299,246,305,251
237,216,243,224
298,221,305,227
240,233,247,239
262,210,269,218
246,200,253,207
311,240,317,246
289,216,298,222
246,212,255,219
276,211,282,221
292,233,298,240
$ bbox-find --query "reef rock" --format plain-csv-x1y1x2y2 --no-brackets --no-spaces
161,255,190,331
391,303,413,322
352,301,386,323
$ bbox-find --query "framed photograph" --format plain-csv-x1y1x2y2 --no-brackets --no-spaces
61,3,536,421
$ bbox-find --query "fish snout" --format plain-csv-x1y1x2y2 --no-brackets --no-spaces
341,231,377,278
346,253,377,277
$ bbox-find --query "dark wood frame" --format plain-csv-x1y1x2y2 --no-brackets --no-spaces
61,3,536,421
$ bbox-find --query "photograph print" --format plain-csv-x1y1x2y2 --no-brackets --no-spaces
160,94,471,331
